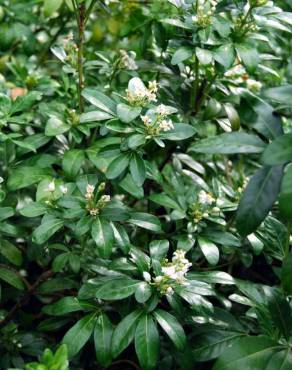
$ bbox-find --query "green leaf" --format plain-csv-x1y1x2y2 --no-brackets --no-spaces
264,85,292,106
213,336,279,370
193,331,244,361
161,123,195,141
214,44,235,69
80,110,113,123
198,237,219,266
279,165,292,219
135,282,152,303
130,153,146,186
262,133,292,165
62,149,85,178
267,290,292,341
117,103,142,123
236,44,259,72
149,239,169,260
45,116,70,136
149,193,182,211
20,202,47,217
95,278,141,300
119,173,144,198
196,47,213,65
135,315,159,370
43,297,83,316
0,266,25,290
236,166,283,236
62,313,97,358
106,153,130,179
33,215,64,244
128,133,146,149
129,212,162,232
91,217,113,258
82,88,116,115
7,166,52,190
189,132,266,154
112,310,143,358
224,103,240,131
94,313,113,367
44,0,63,17
0,239,22,266
171,46,192,65
153,309,186,350
282,252,292,295
266,349,292,370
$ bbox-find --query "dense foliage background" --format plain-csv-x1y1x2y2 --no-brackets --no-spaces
1,0,292,369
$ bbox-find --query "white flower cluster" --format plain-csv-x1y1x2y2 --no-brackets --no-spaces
126,77,158,106
192,0,218,27
143,250,192,296
198,190,215,205
119,50,138,71
85,183,111,217
189,190,221,223
141,103,175,135
225,64,262,92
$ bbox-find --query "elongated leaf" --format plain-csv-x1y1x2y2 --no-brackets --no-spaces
130,153,146,186
94,313,113,367
7,166,52,190
198,237,219,266
129,212,162,232
33,215,64,244
213,336,279,370
0,266,25,290
262,133,292,165
236,166,283,236
95,278,141,300
82,88,116,115
106,154,130,179
112,310,143,358
282,251,292,295
62,149,85,178
189,132,266,154
171,46,192,65
153,309,186,350
279,165,292,219
91,217,113,258
62,313,97,358
135,315,159,370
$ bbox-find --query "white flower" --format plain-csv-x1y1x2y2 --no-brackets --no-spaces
143,271,151,282
47,181,55,192
154,276,163,283
120,50,138,71
148,80,158,93
246,79,262,92
89,208,98,216
100,194,111,203
166,286,174,295
141,115,152,125
159,119,174,132
0,177,3,184
86,184,95,194
60,185,68,194
161,265,177,278
198,190,215,205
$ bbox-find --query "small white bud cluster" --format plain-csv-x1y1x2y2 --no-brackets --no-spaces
85,183,111,217
141,104,175,136
119,50,138,71
47,181,56,192
126,77,158,106
192,0,219,27
246,79,262,92
85,184,95,200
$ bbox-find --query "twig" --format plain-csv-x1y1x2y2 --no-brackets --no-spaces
0,270,53,329
109,359,141,370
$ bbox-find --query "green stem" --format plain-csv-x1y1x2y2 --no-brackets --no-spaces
76,2,86,113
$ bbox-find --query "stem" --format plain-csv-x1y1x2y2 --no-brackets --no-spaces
285,221,292,258
0,270,53,329
190,55,199,113
74,1,86,114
